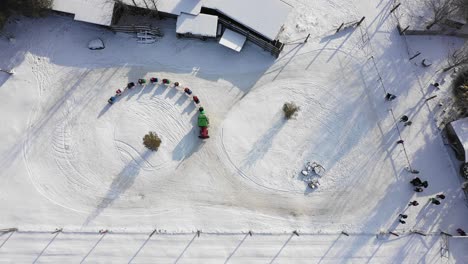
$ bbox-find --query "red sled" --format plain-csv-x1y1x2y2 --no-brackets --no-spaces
199,127,209,139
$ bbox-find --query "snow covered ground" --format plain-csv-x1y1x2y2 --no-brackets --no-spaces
0,231,466,263
0,0,467,262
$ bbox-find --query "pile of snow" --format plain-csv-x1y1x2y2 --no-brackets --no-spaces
88,38,105,50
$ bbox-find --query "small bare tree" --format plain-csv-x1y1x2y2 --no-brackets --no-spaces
425,0,458,29
443,44,468,72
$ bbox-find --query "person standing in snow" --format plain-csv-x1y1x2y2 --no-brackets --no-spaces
436,194,445,200
421,181,428,188
399,115,412,126
386,93,397,101
410,177,422,186
398,214,407,224
429,198,441,205
198,107,209,127
408,201,419,206
198,107,210,139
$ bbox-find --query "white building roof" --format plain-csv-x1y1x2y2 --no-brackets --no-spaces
176,13,218,37
451,117,468,161
123,0,203,16
203,0,291,40
219,29,246,52
53,0,115,26
52,0,291,40
126,0,291,40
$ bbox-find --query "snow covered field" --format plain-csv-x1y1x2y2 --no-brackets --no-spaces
0,231,466,263
0,0,467,262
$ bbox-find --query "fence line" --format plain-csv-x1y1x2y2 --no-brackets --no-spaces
359,19,416,172
3,228,467,238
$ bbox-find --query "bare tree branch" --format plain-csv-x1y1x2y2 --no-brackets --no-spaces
444,44,468,71
425,0,459,29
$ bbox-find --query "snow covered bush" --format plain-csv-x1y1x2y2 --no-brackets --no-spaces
143,132,162,151
283,102,300,119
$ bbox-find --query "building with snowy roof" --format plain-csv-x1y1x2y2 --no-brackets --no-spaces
52,0,291,56
447,117,468,162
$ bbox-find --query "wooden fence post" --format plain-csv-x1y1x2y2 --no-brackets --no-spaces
390,3,401,13
336,23,345,33
356,17,366,27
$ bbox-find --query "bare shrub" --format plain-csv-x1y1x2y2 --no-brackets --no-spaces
143,131,162,151
425,0,458,29
444,44,468,72
283,102,300,119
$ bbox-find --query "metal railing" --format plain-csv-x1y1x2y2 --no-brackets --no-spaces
111,24,164,37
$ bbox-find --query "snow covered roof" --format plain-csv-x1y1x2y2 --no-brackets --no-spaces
203,0,292,40
125,0,291,40
219,29,246,52
123,0,203,16
53,0,115,26
176,13,218,37
451,117,468,161
52,0,291,40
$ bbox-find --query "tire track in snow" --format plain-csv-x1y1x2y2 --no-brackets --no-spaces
218,78,364,194
24,72,197,214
